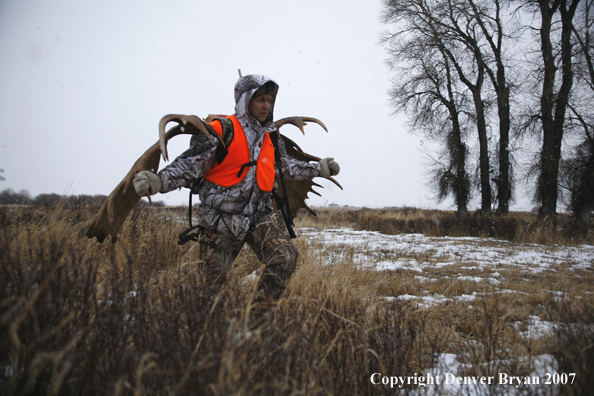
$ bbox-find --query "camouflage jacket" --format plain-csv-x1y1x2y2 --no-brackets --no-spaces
157,75,321,241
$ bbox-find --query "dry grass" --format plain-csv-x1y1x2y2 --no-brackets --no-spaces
1,204,593,395
301,207,594,246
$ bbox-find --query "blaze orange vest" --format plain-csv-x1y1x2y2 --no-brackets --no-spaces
204,115,276,192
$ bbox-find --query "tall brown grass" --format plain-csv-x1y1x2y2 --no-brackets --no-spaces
1,204,592,395
301,207,594,246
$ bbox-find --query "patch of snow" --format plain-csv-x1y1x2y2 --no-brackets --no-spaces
299,227,594,277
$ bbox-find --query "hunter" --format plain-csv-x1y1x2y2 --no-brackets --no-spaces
133,74,340,305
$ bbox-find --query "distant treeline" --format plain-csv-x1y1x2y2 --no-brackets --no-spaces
0,188,165,207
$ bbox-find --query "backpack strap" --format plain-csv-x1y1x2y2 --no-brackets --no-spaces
212,117,234,164
188,117,234,164
187,117,236,195
269,133,297,239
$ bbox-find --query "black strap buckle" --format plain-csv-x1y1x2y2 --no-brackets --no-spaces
178,225,202,245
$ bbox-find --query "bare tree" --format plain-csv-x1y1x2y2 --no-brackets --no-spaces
0,188,31,205
436,0,494,213
530,0,581,218
425,53,473,217
381,0,524,215
560,137,594,225
560,0,594,226
381,0,471,216
466,0,519,215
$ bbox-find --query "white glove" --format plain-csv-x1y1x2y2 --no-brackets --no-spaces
319,157,340,178
133,171,162,197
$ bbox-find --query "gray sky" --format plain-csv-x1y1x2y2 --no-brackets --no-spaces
0,0,532,210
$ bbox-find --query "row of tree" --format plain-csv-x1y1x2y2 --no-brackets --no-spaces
381,0,593,225
0,188,107,206
0,188,165,207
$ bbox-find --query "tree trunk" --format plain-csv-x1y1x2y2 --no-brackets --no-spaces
473,89,492,213
452,118,470,218
440,10,492,214
538,0,578,218
443,52,470,218
446,98,470,218
576,205,593,228
537,0,558,217
496,80,511,215
466,0,512,214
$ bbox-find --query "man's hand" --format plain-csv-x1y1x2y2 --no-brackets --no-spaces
319,157,340,178
133,171,162,197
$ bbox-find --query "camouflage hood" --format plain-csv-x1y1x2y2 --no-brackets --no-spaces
234,74,279,130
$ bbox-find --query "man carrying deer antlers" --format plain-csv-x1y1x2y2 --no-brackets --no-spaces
132,74,340,306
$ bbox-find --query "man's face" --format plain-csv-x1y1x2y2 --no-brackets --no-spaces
248,94,273,123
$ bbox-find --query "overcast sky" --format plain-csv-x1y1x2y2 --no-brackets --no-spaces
0,0,533,210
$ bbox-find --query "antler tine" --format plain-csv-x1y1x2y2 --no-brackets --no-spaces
325,176,343,190
275,116,328,135
159,114,218,162
159,116,174,161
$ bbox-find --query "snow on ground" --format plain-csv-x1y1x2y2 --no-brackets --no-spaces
298,227,592,396
298,226,594,310
402,353,560,396
298,227,594,275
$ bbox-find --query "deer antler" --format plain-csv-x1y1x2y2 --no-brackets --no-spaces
159,114,222,161
87,114,223,243
275,116,328,135
88,114,342,243
275,117,342,192
273,118,343,217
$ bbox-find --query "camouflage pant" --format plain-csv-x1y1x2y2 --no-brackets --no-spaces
198,210,299,301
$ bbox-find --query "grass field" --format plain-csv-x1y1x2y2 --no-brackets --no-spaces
1,203,593,395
